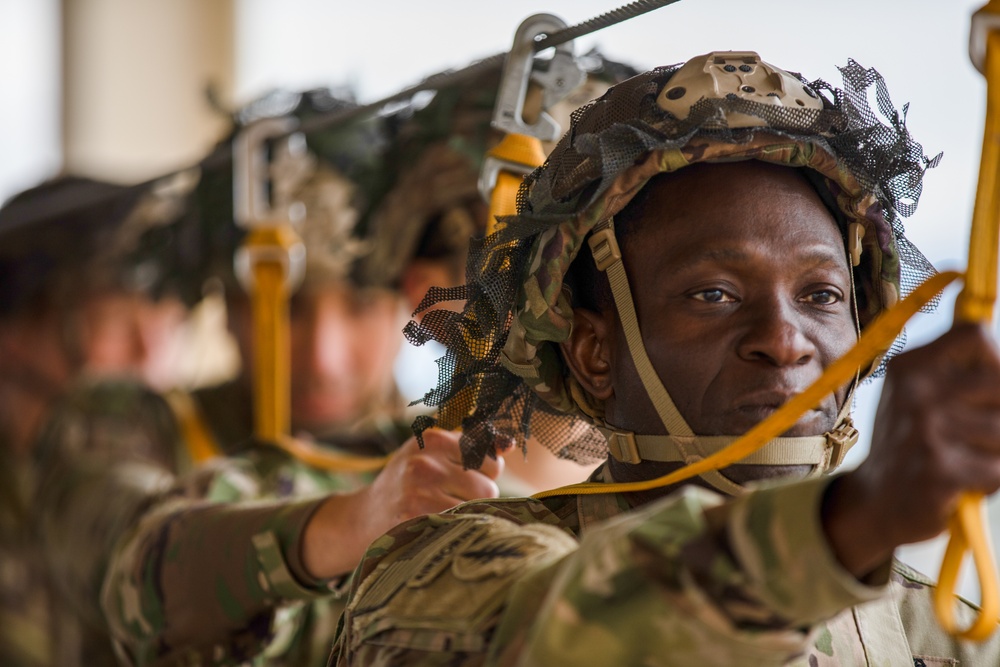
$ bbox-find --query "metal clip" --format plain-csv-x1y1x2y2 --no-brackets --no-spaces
825,418,858,468
478,13,586,202
232,116,306,291
233,116,301,230
607,429,641,465
492,13,586,140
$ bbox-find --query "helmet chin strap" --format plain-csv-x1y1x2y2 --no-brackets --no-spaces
587,217,860,496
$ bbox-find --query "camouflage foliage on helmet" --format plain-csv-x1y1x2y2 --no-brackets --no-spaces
136,89,387,307
360,49,641,292
407,57,941,468
356,67,500,290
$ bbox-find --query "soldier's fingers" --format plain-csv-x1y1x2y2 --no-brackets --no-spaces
937,404,1000,455
934,443,1000,497
935,324,1000,374
938,373,1000,408
418,429,466,465
441,470,500,503
476,452,504,480
403,488,470,518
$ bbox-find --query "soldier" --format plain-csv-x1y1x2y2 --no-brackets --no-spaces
31,92,504,667
0,175,190,667
365,51,640,494
331,52,1000,665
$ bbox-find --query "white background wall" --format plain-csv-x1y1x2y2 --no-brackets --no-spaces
0,0,61,204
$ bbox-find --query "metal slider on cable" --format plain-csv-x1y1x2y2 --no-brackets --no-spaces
480,13,586,235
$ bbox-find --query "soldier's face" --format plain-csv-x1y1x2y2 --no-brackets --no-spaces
76,292,187,388
603,161,856,440
287,283,404,433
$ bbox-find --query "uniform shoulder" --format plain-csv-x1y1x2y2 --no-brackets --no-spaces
891,559,983,612
337,504,578,664
446,494,577,529
890,559,1000,662
62,376,171,415
34,377,179,468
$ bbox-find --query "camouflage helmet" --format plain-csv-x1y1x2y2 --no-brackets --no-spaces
360,49,641,292
137,89,387,307
408,52,940,475
0,175,191,317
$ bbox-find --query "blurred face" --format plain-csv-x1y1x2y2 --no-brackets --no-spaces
76,292,187,387
603,162,857,440
288,284,404,433
0,289,186,454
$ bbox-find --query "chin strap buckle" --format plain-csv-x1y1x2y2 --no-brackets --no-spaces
825,417,858,469
606,429,641,465
588,224,623,272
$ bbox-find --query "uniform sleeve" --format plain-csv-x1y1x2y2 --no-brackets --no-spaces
332,476,888,667
32,381,180,632
31,381,343,666
101,490,337,666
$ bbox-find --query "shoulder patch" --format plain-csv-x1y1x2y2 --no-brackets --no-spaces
452,522,572,582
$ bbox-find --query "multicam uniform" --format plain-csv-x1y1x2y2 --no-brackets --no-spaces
34,378,391,666
0,176,182,667
1,439,56,667
333,466,1000,666
330,52,1000,666
21,89,410,666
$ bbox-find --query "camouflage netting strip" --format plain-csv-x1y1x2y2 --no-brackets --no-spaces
407,59,942,469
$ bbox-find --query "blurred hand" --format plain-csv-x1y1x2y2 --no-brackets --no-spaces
824,324,1000,576
302,429,503,579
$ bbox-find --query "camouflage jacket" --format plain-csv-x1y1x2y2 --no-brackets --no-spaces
3,380,181,667
1,438,55,667
332,464,1000,666
31,379,393,667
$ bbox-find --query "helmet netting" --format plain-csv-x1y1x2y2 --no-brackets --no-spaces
407,59,941,469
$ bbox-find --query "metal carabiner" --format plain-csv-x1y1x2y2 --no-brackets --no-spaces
478,13,587,206
232,116,307,442
493,13,587,139
232,116,307,292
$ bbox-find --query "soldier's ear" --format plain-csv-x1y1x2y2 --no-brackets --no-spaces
560,307,614,401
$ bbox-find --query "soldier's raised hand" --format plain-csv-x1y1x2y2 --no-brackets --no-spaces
300,429,503,579
824,324,1000,577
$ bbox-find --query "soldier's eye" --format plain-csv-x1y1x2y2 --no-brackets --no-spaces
804,290,840,305
690,289,735,303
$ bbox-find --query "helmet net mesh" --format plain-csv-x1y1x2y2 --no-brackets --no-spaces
405,59,941,469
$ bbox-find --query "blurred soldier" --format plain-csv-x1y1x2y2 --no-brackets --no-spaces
35,56,634,664
366,50,639,493
0,175,190,667
331,53,1000,665
32,91,502,667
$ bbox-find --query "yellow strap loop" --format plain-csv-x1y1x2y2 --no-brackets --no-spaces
165,390,222,464
242,226,297,443
166,388,389,473
931,5,1000,641
533,269,962,499
935,493,999,640
242,226,391,474
251,258,289,442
